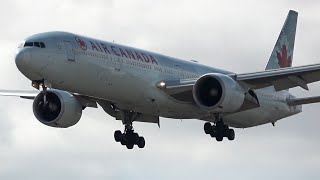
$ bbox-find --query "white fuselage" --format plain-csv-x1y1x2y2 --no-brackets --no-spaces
15,32,302,128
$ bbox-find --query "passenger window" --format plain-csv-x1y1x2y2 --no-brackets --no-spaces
24,42,33,47
40,42,46,48
34,42,40,47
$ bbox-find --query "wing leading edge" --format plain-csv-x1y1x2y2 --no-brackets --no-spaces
0,90,160,124
0,90,39,99
158,64,320,104
236,63,320,91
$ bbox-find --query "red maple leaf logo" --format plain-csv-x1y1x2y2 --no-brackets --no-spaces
75,36,87,50
276,45,292,68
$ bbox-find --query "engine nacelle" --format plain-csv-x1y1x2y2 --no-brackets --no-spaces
193,73,245,112
33,89,83,128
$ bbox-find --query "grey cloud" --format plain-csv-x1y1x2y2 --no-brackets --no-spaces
0,0,320,179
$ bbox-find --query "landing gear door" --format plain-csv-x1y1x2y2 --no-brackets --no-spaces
64,41,75,61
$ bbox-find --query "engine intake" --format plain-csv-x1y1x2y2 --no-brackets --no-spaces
193,73,245,112
33,89,83,128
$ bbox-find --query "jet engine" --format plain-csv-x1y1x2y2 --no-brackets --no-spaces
193,73,245,112
33,89,83,128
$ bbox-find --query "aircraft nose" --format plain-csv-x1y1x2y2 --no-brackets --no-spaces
15,48,31,69
15,48,42,80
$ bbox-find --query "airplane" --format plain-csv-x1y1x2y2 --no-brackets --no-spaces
2,10,320,149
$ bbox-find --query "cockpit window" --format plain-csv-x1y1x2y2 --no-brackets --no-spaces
24,42,33,47
34,42,40,47
23,41,46,48
40,42,46,48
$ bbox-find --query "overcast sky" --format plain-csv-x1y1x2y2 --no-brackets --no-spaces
0,0,320,179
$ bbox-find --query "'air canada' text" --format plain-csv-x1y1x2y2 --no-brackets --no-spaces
75,36,158,65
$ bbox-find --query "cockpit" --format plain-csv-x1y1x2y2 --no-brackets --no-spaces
18,41,46,48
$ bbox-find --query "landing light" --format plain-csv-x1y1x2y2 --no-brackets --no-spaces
32,81,40,90
157,81,166,89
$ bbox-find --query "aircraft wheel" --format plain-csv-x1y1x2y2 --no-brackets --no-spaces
126,143,134,149
210,127,216,137
114,130,122,142
137,137,145,148
227,129,235,141
120,138,127,145
223,125,229,136
133,133,140,144
204,122,212,134
210,131,216,138
216,135,223,142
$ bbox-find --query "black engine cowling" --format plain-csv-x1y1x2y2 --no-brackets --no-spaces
193,73,245,112
33,89,82,128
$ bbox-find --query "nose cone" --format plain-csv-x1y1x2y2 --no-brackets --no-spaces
15,48,42,80
15,48,31,70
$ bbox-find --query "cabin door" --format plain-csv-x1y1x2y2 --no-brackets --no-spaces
64,41,75,61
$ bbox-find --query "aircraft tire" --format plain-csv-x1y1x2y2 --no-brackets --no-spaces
121,138,127,145
204,122,212,134
133,133,140,144
216,135,223,142
210,128,216,137
137,137,145,148
126,143,134,149
223,125,229,137
114,130,122,142
227,129,235,141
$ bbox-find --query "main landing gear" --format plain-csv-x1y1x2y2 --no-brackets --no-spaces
114,111,145,149
204,117,235,142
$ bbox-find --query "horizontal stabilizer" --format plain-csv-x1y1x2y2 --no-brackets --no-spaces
288,96,320,106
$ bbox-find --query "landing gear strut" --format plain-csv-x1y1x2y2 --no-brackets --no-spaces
114,111,145,149
204,116,235,142
32,80,47,90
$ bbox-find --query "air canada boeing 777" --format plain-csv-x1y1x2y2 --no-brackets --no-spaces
2,10,320,149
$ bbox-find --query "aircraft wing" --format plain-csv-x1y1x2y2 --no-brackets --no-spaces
0,90,98,108
236,63,320,91
0,90,159,124
0,90,39,99
159,63,320,103
288,96,320,106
